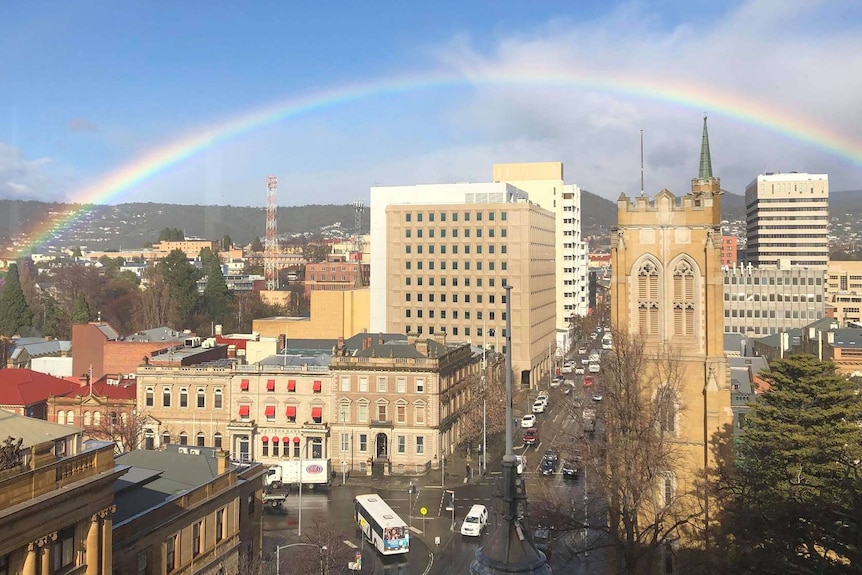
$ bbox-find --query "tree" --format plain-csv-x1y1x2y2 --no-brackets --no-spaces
276,518,356,575
221,234,233,251
159,249,201,329
157,227,184,242
716,355,862,573
70,292,92,324
533,328,697,574
134,263,172,330
302,242,331,263
455,353,507,451
0,263,34,336
86,405,147,453
201,255,232,326
251,236,264,252
231,292,286,333
286,284,310,317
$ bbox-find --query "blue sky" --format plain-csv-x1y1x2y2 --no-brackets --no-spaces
2,0,861,207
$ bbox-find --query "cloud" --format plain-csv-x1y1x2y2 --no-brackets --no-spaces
67,118,97,133
0,142,58,201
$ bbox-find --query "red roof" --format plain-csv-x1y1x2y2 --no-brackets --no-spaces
64,377,137,400
215,335,249,350
0,369,82,406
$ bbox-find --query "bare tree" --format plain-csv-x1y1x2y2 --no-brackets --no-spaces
456,354,507,451
275,518,357,575
86,405,147,453
133,263,171,330
532,328,702,574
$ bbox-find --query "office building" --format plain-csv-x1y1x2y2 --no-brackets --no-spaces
745,172,829,267
825,260,862,327
371,183,556,385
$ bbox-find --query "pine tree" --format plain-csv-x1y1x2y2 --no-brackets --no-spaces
251,236,264,252
159,249,201,329
0,263,34,336
71,292,92,324
725,355,862,573
201,257,232,326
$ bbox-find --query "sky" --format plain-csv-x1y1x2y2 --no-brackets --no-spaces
1,0,862,208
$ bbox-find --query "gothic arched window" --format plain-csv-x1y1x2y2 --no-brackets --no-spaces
637,260,660,335
672,260,696,336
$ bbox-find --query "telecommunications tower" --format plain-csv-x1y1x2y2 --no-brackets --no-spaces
352,200,365,254
265,175,278,290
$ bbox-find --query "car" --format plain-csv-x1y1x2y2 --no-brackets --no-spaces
542,448,559,462
563,384,573,395
561,459,580,480
593,393,603,402
515,455,527,474
537,390,550,400
583,376,594,387
461,504,489,536
578,347,587,355
523,428,539,445
550,377,563,387
521,414,536,428
540,458,557,475
561,365,572,374
581,358,590,366
589,363,601,373
534,528,552,557
532,399,547,414
574,366,585,375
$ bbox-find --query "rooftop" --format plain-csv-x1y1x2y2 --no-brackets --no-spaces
0,408,78,447
0,368,82,406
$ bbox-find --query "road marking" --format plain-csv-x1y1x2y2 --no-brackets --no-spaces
409,526,423,535
343,540,357,549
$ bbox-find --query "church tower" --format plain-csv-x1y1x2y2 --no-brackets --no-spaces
609,117,732,560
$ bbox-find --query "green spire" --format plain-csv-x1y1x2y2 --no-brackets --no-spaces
699,115,713,179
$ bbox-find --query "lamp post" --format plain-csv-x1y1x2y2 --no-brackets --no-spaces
298,433,303,537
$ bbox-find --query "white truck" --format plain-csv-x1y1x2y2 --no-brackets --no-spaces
264,459,331,490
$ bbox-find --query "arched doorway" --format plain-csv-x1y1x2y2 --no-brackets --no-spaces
375,433,388,460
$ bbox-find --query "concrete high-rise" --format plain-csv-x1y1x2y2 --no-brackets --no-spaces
745,172,829,267
493,162,589,348
370,182,556,386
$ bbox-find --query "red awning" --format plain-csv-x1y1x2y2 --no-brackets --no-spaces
292,436,300,443
286,406,297,418
313,380,322,392
240,379,250,391
272,436,280,444
264,405,276,417
261,436,269,443
266,379,276,391
311,407,323,419
238,405,250,417
287,380,296,392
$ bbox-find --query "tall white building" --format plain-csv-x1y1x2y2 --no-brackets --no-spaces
745,172,829,267
492,162,589,347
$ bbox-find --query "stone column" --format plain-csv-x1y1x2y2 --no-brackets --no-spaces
86,513,101,575
100,506,116,574
23,542,37,575
39,533,57,575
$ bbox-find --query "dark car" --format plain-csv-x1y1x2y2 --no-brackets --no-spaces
542,448,559,463
540,458,557,476
523,428,539,445
561,459,580,480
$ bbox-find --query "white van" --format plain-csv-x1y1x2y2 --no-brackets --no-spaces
461,504,489,536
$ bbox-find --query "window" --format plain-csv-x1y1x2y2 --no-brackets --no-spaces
416,378,425,393
179,432,188,445
416,436,425,454
214,432,222,449
358,402,368,423
214,389,223,409
637,260,661,335
266,379,276,392
672,260,696,336
197,432,205,447
262,438,269,456
341,432,349,452
285,406,297,423
136,550,148,575
197,388,206,408
239,405,251,421
192,520,203,557
162,431,171,446
663,474,675,506
162,387,171,407
180,388,188,408
397,377,406,393
58,410,66,425
377,403,387,421
359,377,368,392
248,493,255,514
165,534,177,573
377,377,387,392
265,405,276,422
216,508,225,542
146,387,154,407
397,435,406,453
339,401,350,423
340,376,350,392
313,380,322,393
84,411,91,426
359,434,368,452
397,404,406,423
659,389,677,433
240,379,250,391
311,407,323,423
53,526,74,572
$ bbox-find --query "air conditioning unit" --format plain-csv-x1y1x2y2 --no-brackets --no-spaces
190,448,201,455
177,447,189,454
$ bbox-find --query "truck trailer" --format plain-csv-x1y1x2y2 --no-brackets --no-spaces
264,458,331,490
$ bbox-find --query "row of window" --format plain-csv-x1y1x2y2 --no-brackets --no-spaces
337,401,427,425
725,293,821,303
723,275,823,285
404,325,507,341
338,376,425,393
404,276,508,288
404,210,508,222
239,378,323,393
145,386,224,409
238,404,324,424
725,309,819,320
335,433,426,455
404,227,510,240
404,292,506,305
404,309,506,324
56,410,122,426
404,259,508,271
164,507,226,573
150,430,223,449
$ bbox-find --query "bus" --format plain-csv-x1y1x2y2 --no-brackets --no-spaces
354,494,410,555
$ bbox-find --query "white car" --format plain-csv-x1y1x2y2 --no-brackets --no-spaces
521,414,537,428
532,399,547,414
578,348,587,355
550,377,562,388
515,455,526,474
537,391,549,400
593,394,603,402
461,504,489,536
574,366,585,375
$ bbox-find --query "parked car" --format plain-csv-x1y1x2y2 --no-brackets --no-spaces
532,399,547,414
515,455,526,474
521,414,537,428
540,458,557,475
563,384,573,395
534,528,552,557
561,459,580,480
593,393,604,402
461,504,489,536
542,448,559,462
578,347,587,355
523,428,539,446
583,376,594,387
574,366,585,375
538,390,549,400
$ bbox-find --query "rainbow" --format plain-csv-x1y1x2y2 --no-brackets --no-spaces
14,66,862,256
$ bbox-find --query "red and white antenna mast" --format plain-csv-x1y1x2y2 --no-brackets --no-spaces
265,175,278,290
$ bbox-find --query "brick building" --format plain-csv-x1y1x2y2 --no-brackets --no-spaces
0,368,81,419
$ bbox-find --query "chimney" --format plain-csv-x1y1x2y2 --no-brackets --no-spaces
216,450,230,474
215,324,223,336
378,333,384,345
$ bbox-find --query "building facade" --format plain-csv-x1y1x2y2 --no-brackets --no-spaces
0,410,124,575
382,197,555,385
825,260,862,327
610,118,732,561
253,288,371,340
720,235,738,267
745,172,829,267
329,333,481,475
492,162,590,330
722,264,826,336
